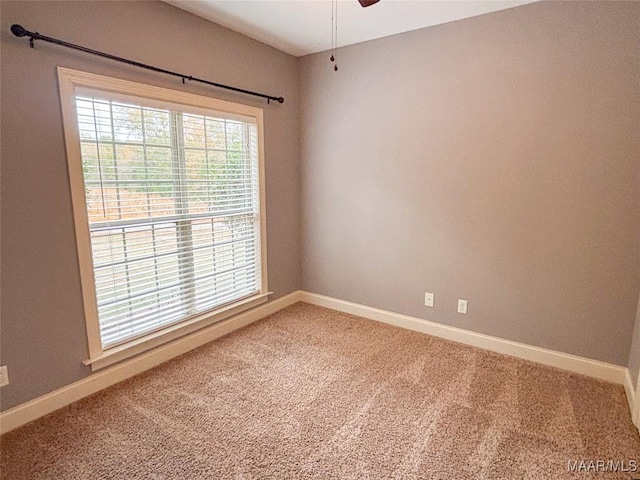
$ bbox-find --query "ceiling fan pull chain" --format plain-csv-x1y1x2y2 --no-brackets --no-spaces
334,0,338,72
330,0,335,63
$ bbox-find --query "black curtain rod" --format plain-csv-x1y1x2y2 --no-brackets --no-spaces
10,24,284,104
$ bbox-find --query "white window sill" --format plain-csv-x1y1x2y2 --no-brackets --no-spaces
83,292,272,371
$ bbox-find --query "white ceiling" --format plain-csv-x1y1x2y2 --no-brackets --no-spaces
164,0,537,57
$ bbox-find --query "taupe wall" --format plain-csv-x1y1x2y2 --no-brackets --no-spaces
2,0,639,414
0,1,300,410
299,1,640,366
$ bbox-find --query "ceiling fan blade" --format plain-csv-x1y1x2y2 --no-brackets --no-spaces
358,0,380,7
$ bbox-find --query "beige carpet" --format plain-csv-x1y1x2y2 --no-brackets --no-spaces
1,303,639,479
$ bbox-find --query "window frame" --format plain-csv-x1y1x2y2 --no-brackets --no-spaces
58,67,269,371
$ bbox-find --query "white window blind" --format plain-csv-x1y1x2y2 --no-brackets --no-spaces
74,89,262,349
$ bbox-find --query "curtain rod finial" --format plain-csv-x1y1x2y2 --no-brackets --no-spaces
11,24,28,37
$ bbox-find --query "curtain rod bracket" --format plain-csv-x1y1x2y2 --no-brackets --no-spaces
10,24,285,104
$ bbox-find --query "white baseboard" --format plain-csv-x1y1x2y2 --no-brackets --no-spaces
298,292,628,385
0,291,302,435
636,380,640,430
624,369,636,425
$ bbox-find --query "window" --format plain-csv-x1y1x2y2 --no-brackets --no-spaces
59,68,268,370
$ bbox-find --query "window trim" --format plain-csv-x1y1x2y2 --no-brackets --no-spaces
58,67,269,371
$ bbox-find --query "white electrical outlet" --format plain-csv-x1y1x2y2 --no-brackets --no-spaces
0,366,9,387
457,299,468,315
424,292,434,307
